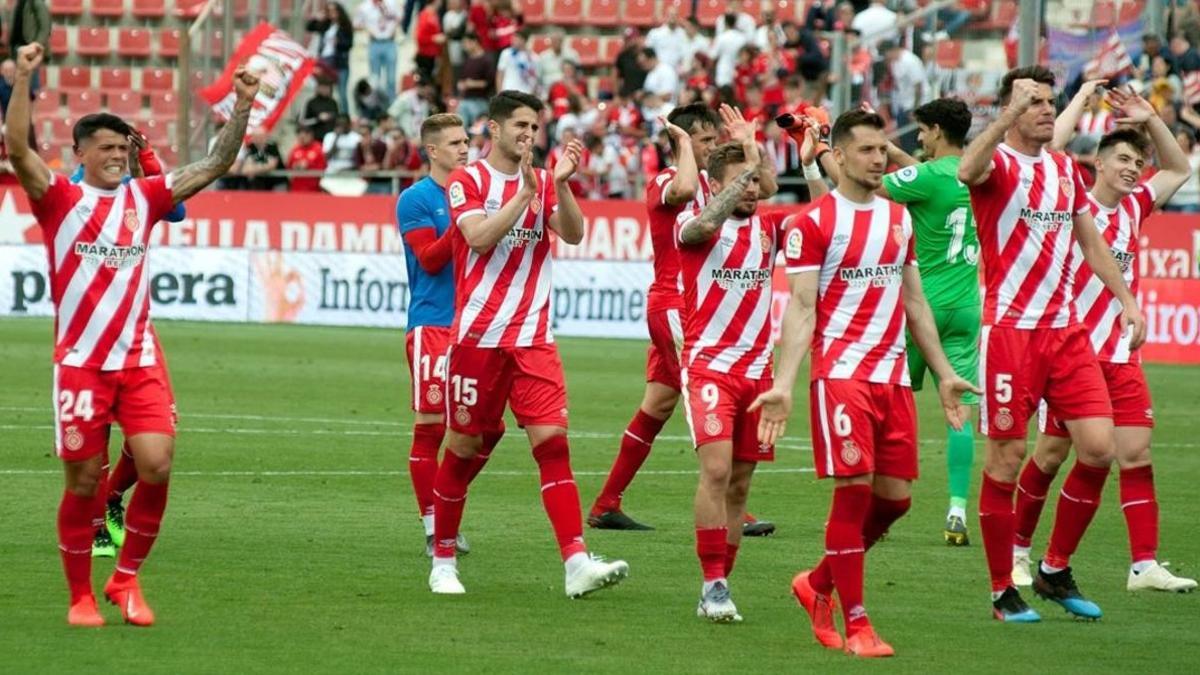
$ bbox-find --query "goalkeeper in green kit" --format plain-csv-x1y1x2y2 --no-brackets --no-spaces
878,98,979,545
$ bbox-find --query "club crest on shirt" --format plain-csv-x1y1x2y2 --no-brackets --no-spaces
892,223,905,247
426,383,443,406
759,227,772,252
448,182,466,208
63,425,84,452
454,405,471,427
1059,175,1073,198
840,439,861,466
786,228,803,258
704,413,723,436
530,197,541,214
994,407,1014,431
123,209,140,232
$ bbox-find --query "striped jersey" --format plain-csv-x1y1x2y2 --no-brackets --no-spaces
675,208,784,380
784,191,916,385
1077,110,1114,136
1069,185,1155,363
446,159,560,348
645,166,712,313
968,144,1091,329
28,172,176,370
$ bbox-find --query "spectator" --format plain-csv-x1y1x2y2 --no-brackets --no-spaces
805,0,838,32
834,1,857,31
647,7,689,75
0,58,36,125
755,7,787,51
640,92,672,134
547,126,590,196
400,0,424,35
230,128,286,191
851,0,899,55
287,125,327,192
301,80,340,140
322,114,364,173
354,0,402,101
1169,34,1200,72
582,133,619,199
356,118,392,194
615,28,649,98
1136,35,1173,79
456,34,496,126
715,1,757,42
491,0,521,53
548,60,586,117
555,94,595,142
1146,56,1183,114
712,14,749,89
681,17,712,74
496,29,540,95
391,76,438,139
384,126,426,190
640,48,679,103
881,40,926,151
307,2,354,113
443,0,469,68
537,31,581,94
10,0,50,74
908,0,971,41
414,0,445,86
354,78,390,121
1165,128,1200,212
468,0,500,53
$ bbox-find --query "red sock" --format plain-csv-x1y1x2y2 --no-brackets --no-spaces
408,423,444,519
1044,461,1109,569
863,495,911,549
826,484,872,636
592,410,666,514
112,480,169,583
532,436,587,561
108,444,139,502
58,490,98,602
1120,466,1158,564
695,527,727,581
466,426,504,484
1013,460,1055,548
979,473,1017,592
432,450,474,559
724,542,740,577
809,557,834,595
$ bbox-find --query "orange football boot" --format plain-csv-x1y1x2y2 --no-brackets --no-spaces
791,571,843,649
67,595,105,627
844,626,895,658
104,575,155,627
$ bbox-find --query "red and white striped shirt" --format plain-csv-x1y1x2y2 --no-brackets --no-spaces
675,208,784,380
645,166,711,313
1069,185,1154,363
785,192,916,385
446,160,560,348
28,173,175,370
1077,110,1114,136
969,144,1091,329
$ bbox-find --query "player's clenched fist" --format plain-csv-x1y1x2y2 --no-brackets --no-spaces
232,66,261,102
1007,78,1041,112
15,43,43,74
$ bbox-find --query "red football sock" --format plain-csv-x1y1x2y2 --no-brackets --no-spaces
58,490,99,602
1120,465,1158,564
862,495,911,549
826,484,872,636
724,542,740,577
1044,461,1109,569
432,450,474,559
466,426,504,484
592,410,666,514
533,436,587,561
108,444,139,502
979,473,1017,592
112,480,169,583
695,527,727,582
408,423,444,518
1013,460,1055,548
809,557,834,595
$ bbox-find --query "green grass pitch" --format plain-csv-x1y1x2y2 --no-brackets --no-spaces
2,318,1198,673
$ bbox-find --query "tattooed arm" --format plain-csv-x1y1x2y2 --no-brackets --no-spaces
168,67,261,205
678,165,758,245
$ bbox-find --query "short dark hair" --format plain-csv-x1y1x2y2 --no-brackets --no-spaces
488,90,544,122
830,109,885,148
1098,128,1151,159
665,102,721,155
911,98,973,147
706,142,749,182
73,113,133,149
641,47,657,60
997,65,1056,105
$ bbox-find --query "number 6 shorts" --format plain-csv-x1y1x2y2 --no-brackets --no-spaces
444,342,569,436
809,378,918,480
52,361,177,461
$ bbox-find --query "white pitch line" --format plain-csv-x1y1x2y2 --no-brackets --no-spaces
0,467,814,477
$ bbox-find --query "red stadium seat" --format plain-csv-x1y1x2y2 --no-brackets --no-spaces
142,68,176,92
66,91,99,116
49,0,83,17
741,0,762,23
569,36,600,67
76,28,112,57
50,26,71,57
695,0,724,28
132,0,168,19
150,93,178,120
209,30,226,57
57,66,93,92
175,0,208,17
529,35,552,54
549,0,583,26
600,37,622,65
141,118,171,148
99,68,133,90
118,28,153,58
625,0,658,27
773,0,798,23
108,91,144,118
50,117,76,144
35,90,60,116
92,0,126,18
519,0,547,26
590,0,620,27
156,144,179,169
989,0,1017,30
159,29,182,58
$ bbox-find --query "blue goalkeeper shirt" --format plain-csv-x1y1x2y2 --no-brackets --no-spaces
397,176,455,330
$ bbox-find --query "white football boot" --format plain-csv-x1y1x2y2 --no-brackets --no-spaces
696,580,740,623
1012,550,1034,587
429,562,466,595
565,553,629,598
1127,562,1198,593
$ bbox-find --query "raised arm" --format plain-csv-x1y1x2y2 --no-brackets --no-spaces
3,44,51,200
168,67,261,204
902,266,980,429
1051,79,1106,151
548,139,586,245
677,163,758,245
959,78,1038,186
1073,209,1147,348
748,270,818,444
661,116,699,206
1109,88,1193,207
799,123,829,200
721,104,777,198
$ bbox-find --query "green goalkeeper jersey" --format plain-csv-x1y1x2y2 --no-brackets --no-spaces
882,154,979,310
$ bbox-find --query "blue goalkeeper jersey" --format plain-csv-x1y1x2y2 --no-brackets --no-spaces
397,176,455,330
